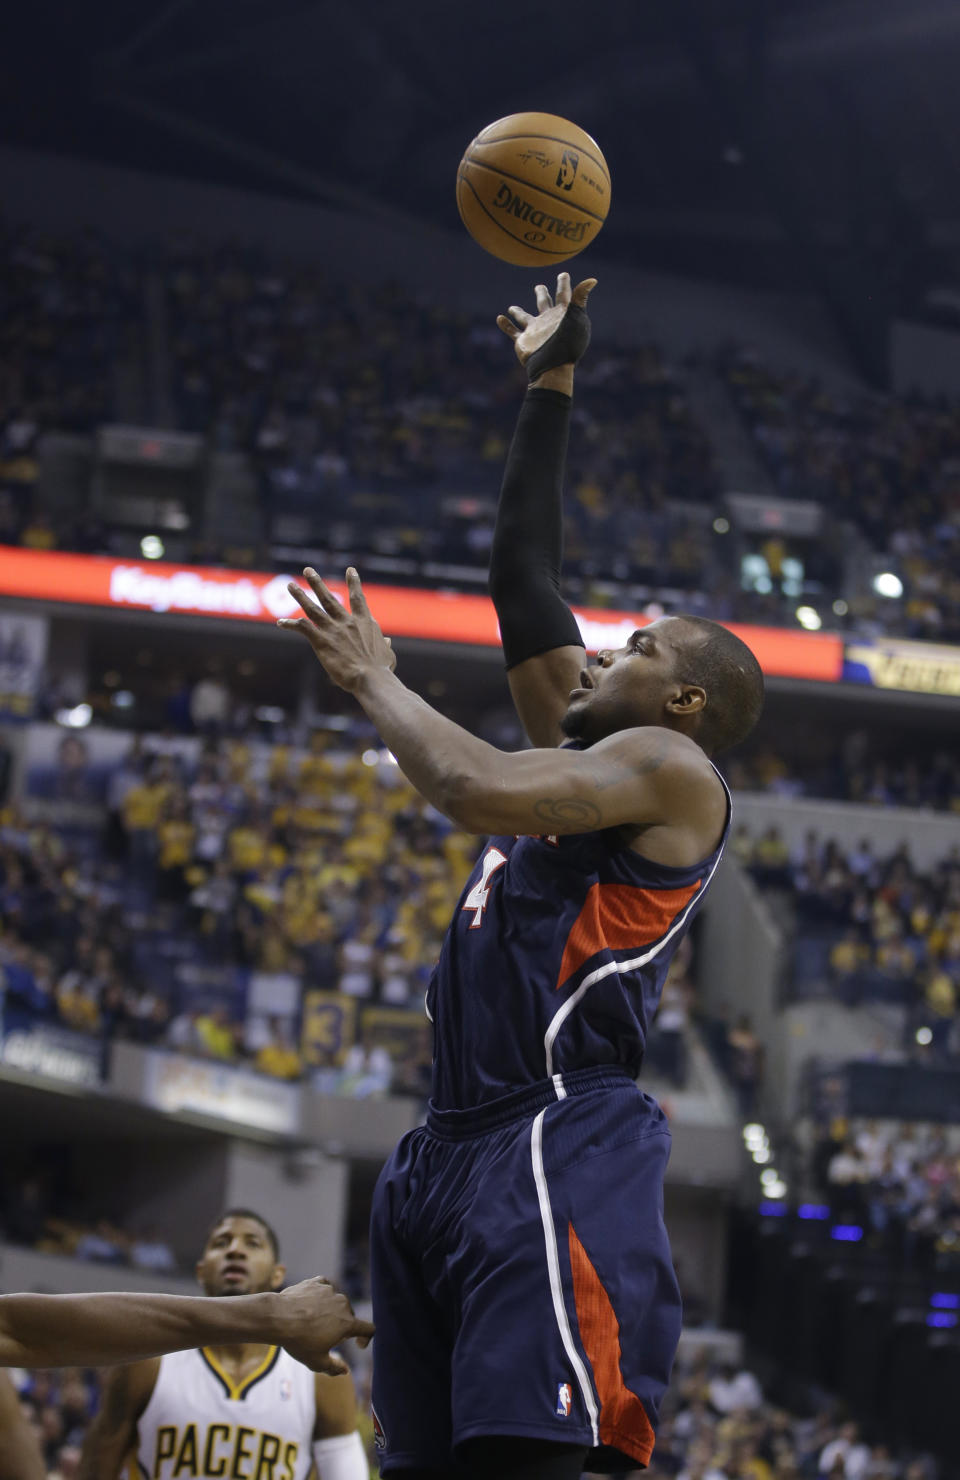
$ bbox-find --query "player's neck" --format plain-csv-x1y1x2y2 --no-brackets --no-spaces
205,1339,273,1370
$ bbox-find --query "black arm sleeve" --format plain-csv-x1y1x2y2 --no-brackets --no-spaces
488,387,584,671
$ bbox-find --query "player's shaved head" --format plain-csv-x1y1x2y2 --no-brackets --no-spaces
669,615,764,754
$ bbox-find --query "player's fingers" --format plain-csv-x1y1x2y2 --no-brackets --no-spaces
286,582,328,626
507,305,532,328
345,567,369,617
495,314,519,340
303,567,345,619
314,1355,350,1377
534,283,553,314
349,1317,376,1345
277,615,322,649
572,277,598,308
555,271,572,306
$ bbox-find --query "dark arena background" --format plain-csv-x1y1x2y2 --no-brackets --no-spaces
1,0,960,1475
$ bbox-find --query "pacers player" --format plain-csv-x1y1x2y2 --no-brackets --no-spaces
80,1209,367,1480
279,277,764,1479
0,1371,43,1480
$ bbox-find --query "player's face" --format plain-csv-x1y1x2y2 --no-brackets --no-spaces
561,618,693,744
196,1216,285,1297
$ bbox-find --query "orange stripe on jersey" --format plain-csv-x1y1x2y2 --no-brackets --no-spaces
556,880,701,989
568,1223,656,1467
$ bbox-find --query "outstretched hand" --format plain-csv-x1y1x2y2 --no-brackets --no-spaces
278,567,396,692
496,271,596,381
274,1277,374,1376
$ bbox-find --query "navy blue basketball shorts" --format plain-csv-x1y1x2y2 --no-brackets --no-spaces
369,1067,682,1474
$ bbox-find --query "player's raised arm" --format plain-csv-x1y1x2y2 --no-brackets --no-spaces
0,1278,373,1371
488,271,595,748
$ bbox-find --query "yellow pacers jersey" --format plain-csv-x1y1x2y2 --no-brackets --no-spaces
137,1346,315,1480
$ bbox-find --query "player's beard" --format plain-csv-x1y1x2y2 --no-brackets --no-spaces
560,703,587,739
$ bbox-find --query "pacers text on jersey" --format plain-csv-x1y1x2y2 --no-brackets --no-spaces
150,1420,298,1480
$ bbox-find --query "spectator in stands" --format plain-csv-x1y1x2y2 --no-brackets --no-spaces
255,1014,304,1080
726,1015,764,1117
819,1422,872,1480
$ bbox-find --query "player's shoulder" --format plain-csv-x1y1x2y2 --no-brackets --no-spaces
603,725,721,785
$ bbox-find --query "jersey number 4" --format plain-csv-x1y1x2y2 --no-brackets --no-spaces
462,846,508,929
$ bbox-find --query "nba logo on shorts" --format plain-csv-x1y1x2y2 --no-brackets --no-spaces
556,1382,572,1418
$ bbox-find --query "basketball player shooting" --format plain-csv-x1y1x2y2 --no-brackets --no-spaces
80,1210,368,1480
279,273,764,1480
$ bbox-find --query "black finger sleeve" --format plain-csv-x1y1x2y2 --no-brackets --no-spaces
488,387,584,671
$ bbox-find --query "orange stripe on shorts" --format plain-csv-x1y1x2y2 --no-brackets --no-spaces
568,1222,656,1467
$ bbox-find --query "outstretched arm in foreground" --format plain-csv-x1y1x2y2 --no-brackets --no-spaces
489,271,595,746
0,1277,372,1372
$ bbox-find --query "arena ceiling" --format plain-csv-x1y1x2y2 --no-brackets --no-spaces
4,0,960,379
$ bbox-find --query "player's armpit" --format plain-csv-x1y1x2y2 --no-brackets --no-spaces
77,1360,158,1480
443,727,723,843
506,644,586,748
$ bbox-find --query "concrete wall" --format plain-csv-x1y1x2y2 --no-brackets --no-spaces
698,857,784,1054
0,1242,194,1297
732,791,960,871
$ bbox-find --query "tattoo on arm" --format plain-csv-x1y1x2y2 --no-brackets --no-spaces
533,797,603,827
532,734,669,827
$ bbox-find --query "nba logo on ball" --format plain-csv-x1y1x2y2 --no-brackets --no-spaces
556,1382,572,1417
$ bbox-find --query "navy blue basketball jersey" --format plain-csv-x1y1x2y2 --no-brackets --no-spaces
427,764,731,1110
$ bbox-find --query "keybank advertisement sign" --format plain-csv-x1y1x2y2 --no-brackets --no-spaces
0,544,843,681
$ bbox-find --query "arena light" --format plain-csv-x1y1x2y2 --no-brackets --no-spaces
832,599,848,616
795,606,822,631
752,1147,772,1165
830,1224,863,1242
55,703,93,728
930,1293,960,1309
111,690,135,709
798,1203,830,1221
927,1313,958,1329
743,1122,765,1142
872,571,903,599
361,748,380,767
916,1025,933,1046
760,1168,780,1187
140,534,165,560
758,1200,787,1217
765,1180,788,1199
713,517,730,534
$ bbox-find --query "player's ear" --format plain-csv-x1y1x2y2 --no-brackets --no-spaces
270,1264,286,1291
666,685,706,717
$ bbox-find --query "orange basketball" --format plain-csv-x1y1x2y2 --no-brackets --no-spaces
456,112,611,267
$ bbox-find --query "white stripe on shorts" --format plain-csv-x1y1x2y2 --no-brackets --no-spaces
530,1107,599,1446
